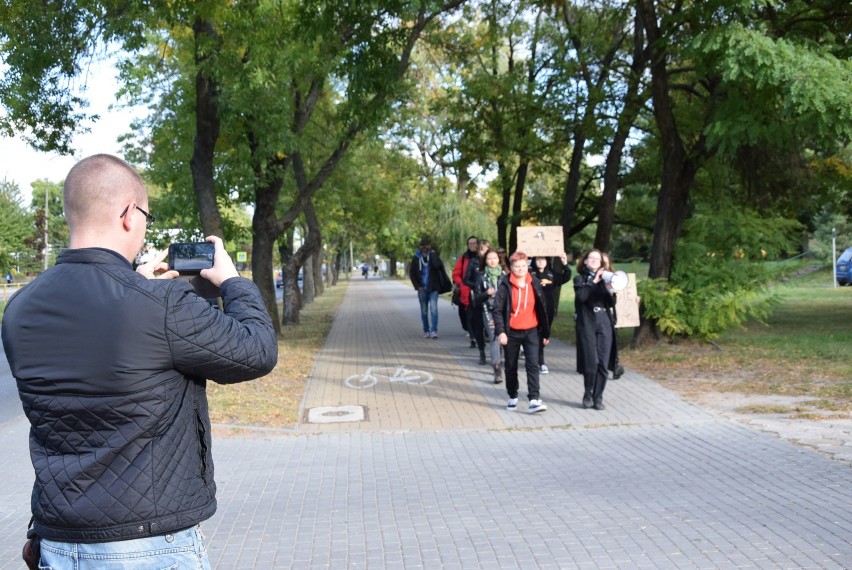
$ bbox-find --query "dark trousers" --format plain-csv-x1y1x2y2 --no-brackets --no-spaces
538,310,555,365
469,305,486,351
583,311,613,402
458,302,469,333
504,328,541,401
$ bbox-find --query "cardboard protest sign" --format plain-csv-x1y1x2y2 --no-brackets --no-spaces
614,272,640,328
515,226,564,257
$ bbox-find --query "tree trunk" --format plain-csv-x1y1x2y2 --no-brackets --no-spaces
596,10,647,253
595,9,648,252
388,254,397,277
596,107,642,253
303,254,315,305
330,250,340,286
253,4,464,324
282,200,323,326
279,233,301,325
509,160,529,253
560,132,587,250
189,19,224,238
496,161,512,250
313,251,325,296
633,0,705,345
251,221,280,336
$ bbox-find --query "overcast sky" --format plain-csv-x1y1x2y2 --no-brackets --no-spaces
0,59,142,203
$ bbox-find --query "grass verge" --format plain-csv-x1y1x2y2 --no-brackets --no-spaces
551,265,852,418
207,281,348,428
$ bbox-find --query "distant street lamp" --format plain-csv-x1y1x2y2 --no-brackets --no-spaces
832,227,837,289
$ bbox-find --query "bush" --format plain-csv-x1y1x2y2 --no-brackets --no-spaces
638,268,778,340
638,208,800,340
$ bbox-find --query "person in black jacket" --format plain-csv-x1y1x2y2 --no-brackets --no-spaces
463,239,491,364
471,248,508,383
574,249,619,410
493,251,551,413
2,154,278,569
531,253,571,374
409,237,448,338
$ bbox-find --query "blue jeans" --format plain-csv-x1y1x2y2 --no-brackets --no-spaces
39,525,211,570
418,289,439,333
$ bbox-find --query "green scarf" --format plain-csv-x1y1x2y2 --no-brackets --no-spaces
485,265,503,286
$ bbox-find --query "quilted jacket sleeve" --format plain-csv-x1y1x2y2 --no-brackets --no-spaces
165,277,278,383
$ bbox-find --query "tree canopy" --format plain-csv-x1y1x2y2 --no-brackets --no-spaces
1,0,849,339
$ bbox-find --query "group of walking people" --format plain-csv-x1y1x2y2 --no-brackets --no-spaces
410,235,628,413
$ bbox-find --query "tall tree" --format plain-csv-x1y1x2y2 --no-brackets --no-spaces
553,0,631,250
125,1,467,328
436,0,563,251
634,0,852,342
0,180,32,272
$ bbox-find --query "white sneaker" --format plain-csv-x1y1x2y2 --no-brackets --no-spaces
430,331,438,339
529,399,547,413
506,398,518,411
424,332,431,338
540,364,549,374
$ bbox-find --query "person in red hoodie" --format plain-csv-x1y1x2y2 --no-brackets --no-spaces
492,251,551,413
452,235,480,347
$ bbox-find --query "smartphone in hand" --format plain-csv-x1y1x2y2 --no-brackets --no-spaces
168,242,219,300
168,242,215,273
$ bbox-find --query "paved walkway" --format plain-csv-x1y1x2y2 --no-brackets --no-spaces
0,277,850,568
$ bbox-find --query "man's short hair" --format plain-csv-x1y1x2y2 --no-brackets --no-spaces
419,237,431,246
63,154,146,230
509,251,529,265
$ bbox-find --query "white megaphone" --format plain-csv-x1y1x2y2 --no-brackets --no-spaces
600,270,629,291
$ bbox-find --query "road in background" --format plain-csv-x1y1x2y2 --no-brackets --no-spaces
0,339,22,425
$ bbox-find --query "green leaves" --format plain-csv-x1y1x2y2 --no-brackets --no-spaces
693,21,852,155
0,179,31,270
638,204,801,340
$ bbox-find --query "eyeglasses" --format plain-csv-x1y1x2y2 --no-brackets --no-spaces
120,204,155,229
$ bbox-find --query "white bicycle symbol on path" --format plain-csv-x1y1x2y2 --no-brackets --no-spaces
345,366,434,390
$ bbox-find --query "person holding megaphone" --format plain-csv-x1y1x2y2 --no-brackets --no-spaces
573,249,623,410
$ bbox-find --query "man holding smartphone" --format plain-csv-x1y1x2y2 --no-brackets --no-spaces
2,154,278,569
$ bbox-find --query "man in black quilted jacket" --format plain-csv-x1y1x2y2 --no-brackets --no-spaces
2,154,278,569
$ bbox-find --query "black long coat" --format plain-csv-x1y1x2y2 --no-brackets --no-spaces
574,271,619,375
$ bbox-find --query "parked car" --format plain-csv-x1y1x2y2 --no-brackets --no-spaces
836,247,852,286
275,270,303,288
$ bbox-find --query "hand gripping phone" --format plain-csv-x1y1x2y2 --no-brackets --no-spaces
168,242,220,300
168,242,215,273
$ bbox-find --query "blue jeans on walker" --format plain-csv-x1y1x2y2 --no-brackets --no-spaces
418,289,439,333
38,525,211,570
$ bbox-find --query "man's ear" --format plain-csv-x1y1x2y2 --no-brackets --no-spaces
121,202,136,232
